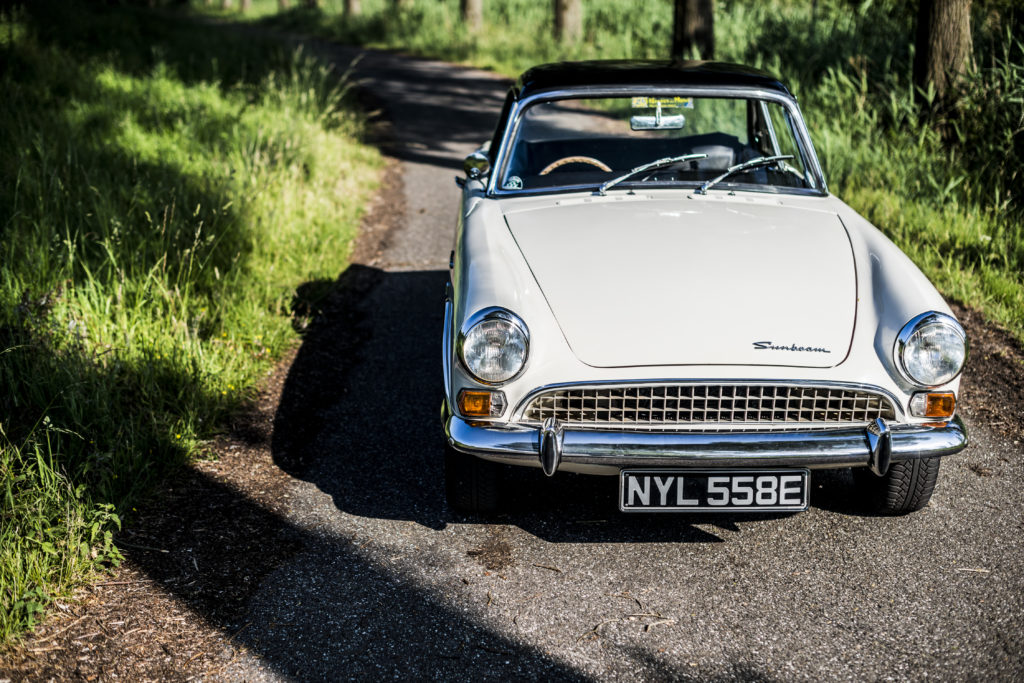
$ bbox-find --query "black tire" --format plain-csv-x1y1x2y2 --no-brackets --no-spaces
852,457,941,515
444,445,502,515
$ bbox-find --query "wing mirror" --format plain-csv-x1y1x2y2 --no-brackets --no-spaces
463,151,491,180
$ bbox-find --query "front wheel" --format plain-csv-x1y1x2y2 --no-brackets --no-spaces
852,457,941,515
444,445,502,515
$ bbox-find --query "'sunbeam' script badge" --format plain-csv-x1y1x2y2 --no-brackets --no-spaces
753,341,832,353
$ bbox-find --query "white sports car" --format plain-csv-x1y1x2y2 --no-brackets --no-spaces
443,60,967,516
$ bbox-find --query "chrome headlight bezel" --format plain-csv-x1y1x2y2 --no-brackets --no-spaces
893,311,968,388
456,307,530,385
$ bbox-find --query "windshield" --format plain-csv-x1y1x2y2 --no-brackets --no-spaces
498,94,819,194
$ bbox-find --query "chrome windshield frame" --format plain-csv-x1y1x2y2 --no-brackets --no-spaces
487,86,829,198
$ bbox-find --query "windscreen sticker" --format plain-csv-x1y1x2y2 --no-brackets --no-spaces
631,96,694,109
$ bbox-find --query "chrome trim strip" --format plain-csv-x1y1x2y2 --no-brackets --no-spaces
509,422,891,433
893,311,968,388
488,86,828,197
759,100,782,156
487,184,826,199
445,415,967,471
442,297,454,407
511,379,907,422
791,99,828,194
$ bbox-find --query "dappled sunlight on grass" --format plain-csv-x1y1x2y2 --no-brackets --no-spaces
0,1,380,642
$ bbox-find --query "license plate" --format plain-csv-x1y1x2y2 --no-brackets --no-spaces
619,469,809,512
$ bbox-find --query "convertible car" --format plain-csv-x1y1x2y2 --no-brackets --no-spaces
442,60,967,515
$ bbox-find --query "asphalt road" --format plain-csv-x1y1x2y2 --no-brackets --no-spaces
221,46,1024,681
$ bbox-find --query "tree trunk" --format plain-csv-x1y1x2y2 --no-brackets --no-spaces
344,0,360,16
220,0,232,9
461,0,483,31
914,0,973,101
671,0,714,61
392,0,411,9
240,0,252,11
553,0,582,43
278,0,291,9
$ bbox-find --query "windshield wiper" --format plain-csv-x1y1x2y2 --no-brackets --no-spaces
598,153,708,195
695,154,794,195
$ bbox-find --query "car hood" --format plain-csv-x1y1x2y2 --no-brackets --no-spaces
504,196,856,368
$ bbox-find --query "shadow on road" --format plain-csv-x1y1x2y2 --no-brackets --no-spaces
272,264,870,547
114,261,795,679
117,460,584,679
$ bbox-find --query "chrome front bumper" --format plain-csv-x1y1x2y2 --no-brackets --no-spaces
445,415,968,476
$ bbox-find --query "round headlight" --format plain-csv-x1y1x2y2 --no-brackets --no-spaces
896,312,967,387
459,309,529,384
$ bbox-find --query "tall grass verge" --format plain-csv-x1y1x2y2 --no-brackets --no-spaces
0,2,381,643
238,0,1023,342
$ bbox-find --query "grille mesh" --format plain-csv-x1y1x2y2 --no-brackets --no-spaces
521,384,897,430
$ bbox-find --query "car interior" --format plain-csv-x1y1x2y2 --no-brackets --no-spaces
501,97,812,192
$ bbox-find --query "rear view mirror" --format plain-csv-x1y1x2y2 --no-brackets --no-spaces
630,102,685,131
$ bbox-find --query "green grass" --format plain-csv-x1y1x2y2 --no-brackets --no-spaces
0,2,381,643
229,0,1023,343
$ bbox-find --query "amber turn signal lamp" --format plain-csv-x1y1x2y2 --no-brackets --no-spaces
457,389,506,418
909,392,955,419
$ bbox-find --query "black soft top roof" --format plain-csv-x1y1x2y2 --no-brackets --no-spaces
514,60,793,99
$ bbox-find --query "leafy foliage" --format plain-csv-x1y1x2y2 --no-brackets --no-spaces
241,0,1022,341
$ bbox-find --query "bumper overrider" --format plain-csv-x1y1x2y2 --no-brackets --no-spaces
445,414,968,477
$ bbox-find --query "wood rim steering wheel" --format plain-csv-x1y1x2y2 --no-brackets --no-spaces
538,155,612,175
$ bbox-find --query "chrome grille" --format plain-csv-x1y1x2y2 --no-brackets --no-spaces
520,384,897,431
